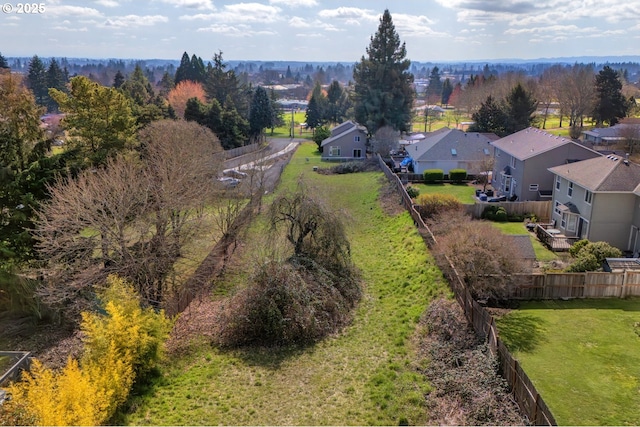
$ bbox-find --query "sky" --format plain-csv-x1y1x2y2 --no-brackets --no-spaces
1,0,639,63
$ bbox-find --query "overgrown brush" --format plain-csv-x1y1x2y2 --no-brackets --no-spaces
316,160,378,175
416,298,526,426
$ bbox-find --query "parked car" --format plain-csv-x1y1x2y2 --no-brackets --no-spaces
224,169,248,179
217,177,240,188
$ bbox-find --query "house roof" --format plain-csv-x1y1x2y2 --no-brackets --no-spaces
409,128,498,162
583,123,640,140
549,155,640,192
321,121,367,147
491,127,590,161
506,235,537,260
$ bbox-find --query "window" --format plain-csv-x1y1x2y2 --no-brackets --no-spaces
567,214,578,232
510,156,516,168
568,182,573,197
353,149,362,158
483,148,490,155
555,176,561,190
329,146,341,157
529,184,539,192
561,213,567,229
451,148,457,156
354,135,361,142
584,190,592,204
554,200,561,215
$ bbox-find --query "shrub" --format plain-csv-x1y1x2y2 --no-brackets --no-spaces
566,240,623,272
3,276,171,426
423,169,444,183
449,169,467,183
406,185,420,198
415,193,462,219
216,257,360,347
493,207,508,222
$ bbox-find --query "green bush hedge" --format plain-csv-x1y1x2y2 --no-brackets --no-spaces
449,169,467,183
423,169,444,183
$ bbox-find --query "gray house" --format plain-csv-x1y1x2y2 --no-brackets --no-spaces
321,121,368,161
549,155,640,252
409,128,498,175
491,128,601,201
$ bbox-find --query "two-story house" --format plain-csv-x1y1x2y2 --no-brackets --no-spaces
321,121,368,161
548,155,640,252
491,128,601,201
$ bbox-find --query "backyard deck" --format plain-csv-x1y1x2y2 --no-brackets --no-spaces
535,224,579,251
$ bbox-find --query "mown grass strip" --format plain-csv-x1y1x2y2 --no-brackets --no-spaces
496,298,640,426
409,182,476,204
122,143,449,425
490,222,558,262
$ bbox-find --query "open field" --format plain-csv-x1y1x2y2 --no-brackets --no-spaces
496,299,640,425
121,143,449,425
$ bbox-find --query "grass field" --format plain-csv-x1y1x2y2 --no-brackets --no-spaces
496,298,640,425
408,182,477,204
122,142,449,425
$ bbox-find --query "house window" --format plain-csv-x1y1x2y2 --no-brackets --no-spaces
510,156,516,168
556,176,561,190
529,184,539,192
483,148,490,155
554,200,561,215
566,214,578,232
354,136,361,142
353,149,362,158
585,190,592,204
451,148,457,156
329,146,341,157
567,182,573,197
561,214,567,229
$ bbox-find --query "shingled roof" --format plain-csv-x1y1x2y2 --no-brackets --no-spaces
491,127,592,160
549,155,640,192
410,128,498,162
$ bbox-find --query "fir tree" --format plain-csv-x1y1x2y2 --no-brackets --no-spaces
441,78,453,106
249,86,274,141
353,9,414,134
27,55,48,106
0,52,9,69
46,59,68,112
504,83,537,134
469,95,507,137
113,70,125,88
592,65,628,126
174,52,191,85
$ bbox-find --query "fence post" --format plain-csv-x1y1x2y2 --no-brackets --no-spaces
622,270,628,298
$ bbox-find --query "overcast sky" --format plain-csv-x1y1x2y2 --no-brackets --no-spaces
1,0,639,62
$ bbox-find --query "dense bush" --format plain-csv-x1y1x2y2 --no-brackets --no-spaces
423,169,444,183
416,193,462,219
566,240,623,272
2,276,171,426
417,298,525,425
216,257,360,347
448,169,467,183
405,185,420,198
317,160,378,175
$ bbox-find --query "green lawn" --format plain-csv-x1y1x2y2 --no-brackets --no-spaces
122,142,449,425
409,182,477,204
490,222,558,262
496,299,640,425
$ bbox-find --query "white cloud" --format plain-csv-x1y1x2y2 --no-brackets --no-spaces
155,0,215,10
45,5,104,18
269,0,317,7
392,13,448,37
196,23,277,37
295,33,324,38
289,16,310,28
100,14,169,28
181,2,281,23
52,25,89,32
318,7,377,22
95,0,120,7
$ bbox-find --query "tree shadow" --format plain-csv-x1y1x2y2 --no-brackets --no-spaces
496,312,547,354
227,343,312,370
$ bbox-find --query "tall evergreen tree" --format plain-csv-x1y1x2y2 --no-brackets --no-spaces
0,52,9,69
219,96,249,149
46,59,68,112
469,95,507,137
441,78,453,106
189,54,206,83
204,51,249,116
305,94,323,130
174,52,192,85
352,9,414,134
504,83,537,134
326,80,349,124
592,65,628,126
27,55,48,107
113,70,125,88
249,86,274,141
426,66,443,104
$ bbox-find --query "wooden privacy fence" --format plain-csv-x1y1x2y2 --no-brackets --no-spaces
507,271,640,299
223,142,261,160
377,154,556,425
466,200,552,222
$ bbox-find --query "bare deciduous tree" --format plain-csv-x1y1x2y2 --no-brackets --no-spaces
617,125,640,155
371,126,400,156
35,120,223,313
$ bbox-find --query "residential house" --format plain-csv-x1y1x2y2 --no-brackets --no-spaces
491,128,601,201
320,121,368,161
409,128,498,175
548,155,640,252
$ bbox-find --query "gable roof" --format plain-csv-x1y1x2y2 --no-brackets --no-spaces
321,121,367,148
329,120,357,137
491,127,595,160
549,155,640,192
409,128,497,161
